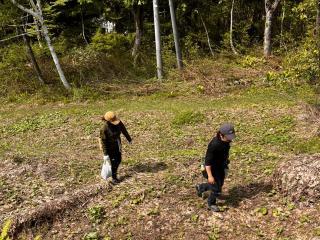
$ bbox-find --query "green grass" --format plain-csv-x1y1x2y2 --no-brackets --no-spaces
0,83,319,239
172,111,205,126
0,111,68,137
293,136,320,154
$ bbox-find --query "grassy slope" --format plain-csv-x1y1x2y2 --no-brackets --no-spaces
1,83,320,239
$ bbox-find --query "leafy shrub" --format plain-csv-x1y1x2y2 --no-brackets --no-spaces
88,205,105,223
90,32,132,53
221,20,252,54
162,34,177,71
0,43,38,96
182,35,201,60
238,55,266,68
83,232,99,240
172,111,205,126
267,35,320,86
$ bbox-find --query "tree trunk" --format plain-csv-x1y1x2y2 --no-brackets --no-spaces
264,0,280,58
230,0,238,55
132,4,143,64
42,24,71,90
198,11,214,58
29,0,42,48
280,0,286,49
264,9,273,57
33,17,43,48
80,7,88,45
169,0,183,70
153,0,163,80
10,0,71,90
21,27,45,84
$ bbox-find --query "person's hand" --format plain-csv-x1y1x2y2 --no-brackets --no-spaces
208,176,214,184
224,168,229,177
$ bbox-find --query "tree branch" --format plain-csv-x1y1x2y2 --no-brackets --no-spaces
265,0,268,12
36,0,43,17
29,0,38,13
0,32,27,42
11,0,40,19
271,0,281,13
265,0,281,13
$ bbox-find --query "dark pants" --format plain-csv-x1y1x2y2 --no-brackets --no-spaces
199,176,225,206
109,150,122,179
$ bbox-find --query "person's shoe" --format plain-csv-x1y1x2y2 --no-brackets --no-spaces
195,185,202,197
208,205,220,212
111,178,121,184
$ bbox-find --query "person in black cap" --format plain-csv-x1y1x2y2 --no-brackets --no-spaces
196,123,236,212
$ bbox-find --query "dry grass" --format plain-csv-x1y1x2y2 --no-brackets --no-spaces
0,63,319,239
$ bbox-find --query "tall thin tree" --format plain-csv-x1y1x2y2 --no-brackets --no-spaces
11,0,71,90
80,6,88,45
21,25,44,84
169,0,183,70
196,10,214,58
280,0,286,50
264,0,281,58
230,0,238,55
153,0,163,80
132,2,144,64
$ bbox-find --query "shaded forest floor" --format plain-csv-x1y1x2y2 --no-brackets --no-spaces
1,59,320,239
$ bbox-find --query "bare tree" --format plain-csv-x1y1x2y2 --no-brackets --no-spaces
132,3,143,64
169,0,183,70
153,0,163,80
230,0,238,55
196,10,214,58
21,26,44,84
80,6,88,45
264,0,281,58
11,0,71,90
33,17,43,48
279,0,286,50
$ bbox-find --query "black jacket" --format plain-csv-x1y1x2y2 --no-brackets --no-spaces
100,121,132,157
205,136,230,179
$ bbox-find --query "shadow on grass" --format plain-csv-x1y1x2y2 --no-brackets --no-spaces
224,182,273,207
120,162,168,181
130,161,168,173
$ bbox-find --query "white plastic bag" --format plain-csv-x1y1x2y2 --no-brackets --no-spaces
101,155,112,180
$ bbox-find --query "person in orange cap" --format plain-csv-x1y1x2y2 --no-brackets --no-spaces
99,111,132,184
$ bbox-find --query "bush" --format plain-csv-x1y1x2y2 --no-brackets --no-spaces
0,43,41,96
83,232,99,240
172,111,205,126
267,35,320,87
88,205,105,223
90,32,133,54
182,35,201,60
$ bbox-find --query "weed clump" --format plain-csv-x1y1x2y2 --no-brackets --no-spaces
172,111,205,126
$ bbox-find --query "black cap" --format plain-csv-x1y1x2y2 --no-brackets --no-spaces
219,123,236,140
